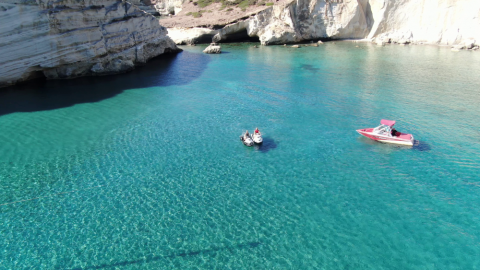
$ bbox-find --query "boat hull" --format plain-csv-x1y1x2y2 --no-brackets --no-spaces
240,135,254,146
356,129,414,146
253,134,263,144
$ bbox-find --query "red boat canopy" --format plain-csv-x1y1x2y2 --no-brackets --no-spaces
381,119,396,127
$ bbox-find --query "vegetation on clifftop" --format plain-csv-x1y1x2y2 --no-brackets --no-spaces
193,0,272,11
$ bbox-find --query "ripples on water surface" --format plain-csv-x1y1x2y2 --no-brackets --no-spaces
1,43,480,269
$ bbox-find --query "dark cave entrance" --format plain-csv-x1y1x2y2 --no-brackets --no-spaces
219,29,260,43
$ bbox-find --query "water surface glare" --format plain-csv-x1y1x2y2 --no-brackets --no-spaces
1,42,480,269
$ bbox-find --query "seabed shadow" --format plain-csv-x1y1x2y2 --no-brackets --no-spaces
68,241,262,270
0,51,211,117
412,140,431,151
300,64,320,74
254,136,278,153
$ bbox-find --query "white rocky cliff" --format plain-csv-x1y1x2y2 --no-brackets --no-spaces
0,0,180,88
130,0,186,15
170,0,480,47
368,0,480,46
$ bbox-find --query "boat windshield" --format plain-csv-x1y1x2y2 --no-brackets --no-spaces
374,124,391,134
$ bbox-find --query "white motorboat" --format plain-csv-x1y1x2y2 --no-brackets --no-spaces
357,119,414,146
252,129,263,144
240,131,254,146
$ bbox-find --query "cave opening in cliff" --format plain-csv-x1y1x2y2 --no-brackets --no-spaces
220,29,260,43
195,34,217,44
23,69,47,84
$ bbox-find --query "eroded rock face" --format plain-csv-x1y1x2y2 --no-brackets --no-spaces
169,0,480,47
367,0,480,46
205,0,374,45
0,0,180,88
131,0,186,15
169,28,219,45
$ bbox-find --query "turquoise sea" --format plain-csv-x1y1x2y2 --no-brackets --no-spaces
1,42,480,269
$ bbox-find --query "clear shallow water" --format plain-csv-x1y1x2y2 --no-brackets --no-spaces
1,42,480,269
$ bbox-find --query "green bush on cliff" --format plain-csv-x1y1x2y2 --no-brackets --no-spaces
186,11,205,17
237,0,250,10
197,0,264,9
196,0,214,8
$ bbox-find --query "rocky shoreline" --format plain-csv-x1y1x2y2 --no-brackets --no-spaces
163,0,480,50
1,0,479,88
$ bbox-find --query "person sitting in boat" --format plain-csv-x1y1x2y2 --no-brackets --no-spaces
391,128,398,137
255,128,259,134
244,130,250,138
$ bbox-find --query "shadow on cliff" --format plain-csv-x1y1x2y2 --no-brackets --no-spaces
0,51,210,117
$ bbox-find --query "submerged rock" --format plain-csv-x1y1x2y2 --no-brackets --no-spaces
203,43,222,54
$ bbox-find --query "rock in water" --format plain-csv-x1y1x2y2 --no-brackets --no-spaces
376,39,386,46
291,45,301,48
203,43,222,54
464,39,476,49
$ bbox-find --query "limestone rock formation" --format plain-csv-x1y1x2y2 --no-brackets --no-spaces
0,0,180,88
367,0,480,47
168,0,480,47
452,40,479,51
169,28,219,45
131,0,187,15
203,43,222,54
192,0,375,45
